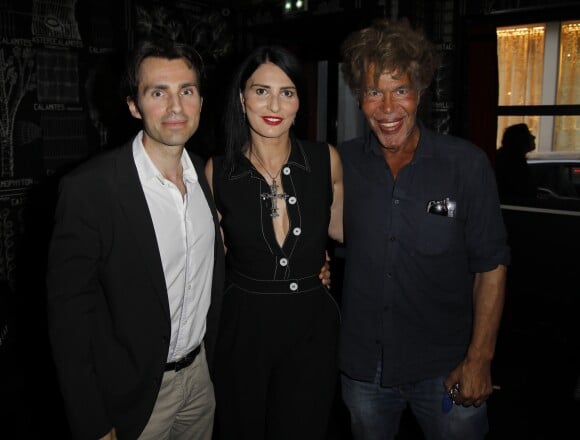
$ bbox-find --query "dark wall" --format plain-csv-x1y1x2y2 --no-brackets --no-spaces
1,0,129,355
0,1,130,434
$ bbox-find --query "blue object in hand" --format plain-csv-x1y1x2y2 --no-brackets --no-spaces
442,383,459,413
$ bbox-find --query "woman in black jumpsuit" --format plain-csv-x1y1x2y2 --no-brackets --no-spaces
205,45,343,440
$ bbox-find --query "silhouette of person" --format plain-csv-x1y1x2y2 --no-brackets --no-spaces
495,123,537,200
495,123,536,199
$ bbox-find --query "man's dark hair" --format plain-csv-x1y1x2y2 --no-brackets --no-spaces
123,38,205,102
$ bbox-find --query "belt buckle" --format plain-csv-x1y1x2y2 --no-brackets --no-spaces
173,358,186,372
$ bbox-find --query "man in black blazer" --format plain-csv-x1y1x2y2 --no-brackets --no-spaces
46,39,225,440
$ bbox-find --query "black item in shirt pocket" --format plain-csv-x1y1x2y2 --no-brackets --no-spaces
426,197,456,218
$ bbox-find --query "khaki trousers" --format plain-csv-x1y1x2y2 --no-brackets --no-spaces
139,345,215,440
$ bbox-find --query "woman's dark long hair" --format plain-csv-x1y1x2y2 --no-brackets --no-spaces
222,45,305,173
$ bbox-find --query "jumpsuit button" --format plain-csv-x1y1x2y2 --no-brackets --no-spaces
288,196,297,205
279,258,288,266
289,282,298,291
293,227,301,236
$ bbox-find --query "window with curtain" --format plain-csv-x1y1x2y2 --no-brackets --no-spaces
496,21,580,152
555,22,580,151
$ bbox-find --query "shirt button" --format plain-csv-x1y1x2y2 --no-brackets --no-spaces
386,273,392,278
280,258,288,266
293,227,301,236
389,236,395,242
288,196,297,205
282,166,291,175
289,282,298,291
394,199,400,205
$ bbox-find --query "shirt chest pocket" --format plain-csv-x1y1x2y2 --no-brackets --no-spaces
412,212,464,256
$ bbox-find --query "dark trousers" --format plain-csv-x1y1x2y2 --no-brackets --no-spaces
213,285,340,440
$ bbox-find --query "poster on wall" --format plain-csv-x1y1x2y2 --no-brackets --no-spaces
0,0,126,351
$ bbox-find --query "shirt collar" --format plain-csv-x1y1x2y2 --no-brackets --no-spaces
132,130,198,184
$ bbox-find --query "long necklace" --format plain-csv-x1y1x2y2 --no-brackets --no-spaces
251,147,291,218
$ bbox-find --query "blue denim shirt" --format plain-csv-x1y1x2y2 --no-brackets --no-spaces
338,122,510,386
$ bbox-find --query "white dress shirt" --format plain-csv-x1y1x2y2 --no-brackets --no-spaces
132,131,215,362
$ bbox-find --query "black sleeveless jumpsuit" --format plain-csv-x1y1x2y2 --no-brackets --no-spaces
211,139,340,440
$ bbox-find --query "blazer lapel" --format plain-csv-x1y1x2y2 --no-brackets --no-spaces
115,143,170,319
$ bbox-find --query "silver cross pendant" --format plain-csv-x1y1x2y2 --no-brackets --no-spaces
261,180,288,217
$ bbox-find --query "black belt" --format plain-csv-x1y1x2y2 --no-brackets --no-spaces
165,345,201,372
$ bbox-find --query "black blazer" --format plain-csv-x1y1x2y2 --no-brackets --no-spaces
46,141,225,439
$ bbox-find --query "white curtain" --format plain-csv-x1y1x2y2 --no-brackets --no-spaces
496,25,544,149
555,22,580,151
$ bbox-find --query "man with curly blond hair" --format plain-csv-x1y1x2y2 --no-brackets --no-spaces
337,18,510,440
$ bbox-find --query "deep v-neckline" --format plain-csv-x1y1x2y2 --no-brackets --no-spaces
270,179,289,249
